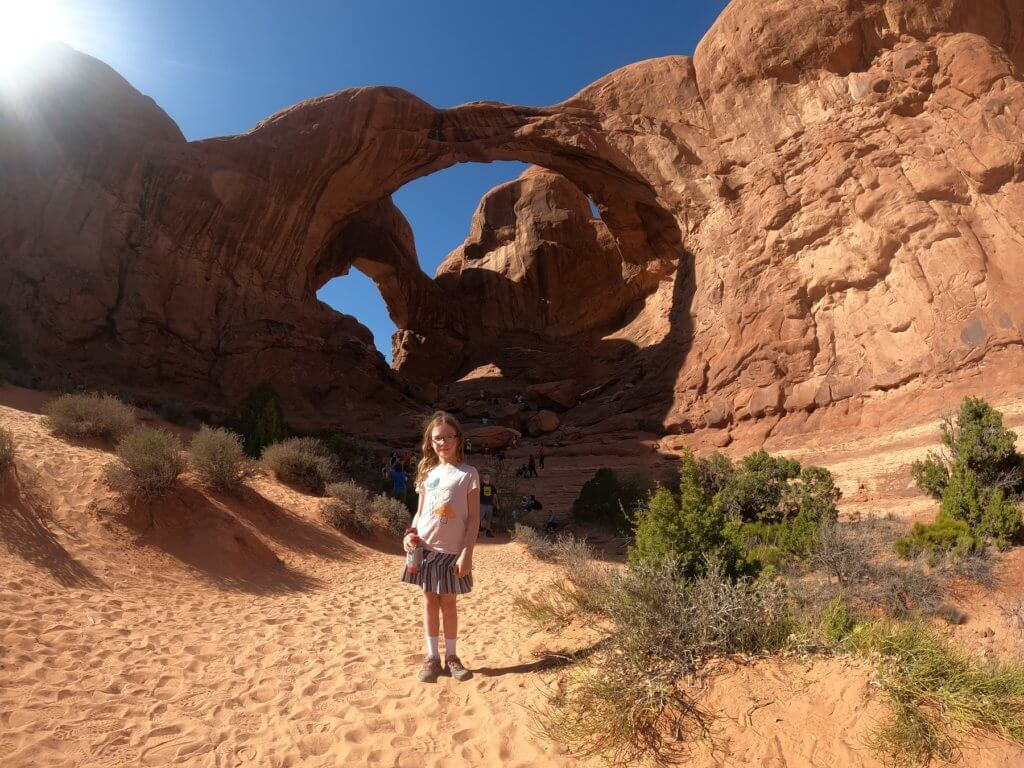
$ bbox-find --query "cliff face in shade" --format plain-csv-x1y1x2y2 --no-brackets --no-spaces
2,0,1024,440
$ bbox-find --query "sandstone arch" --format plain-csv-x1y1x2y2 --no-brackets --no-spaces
3,0,1024,441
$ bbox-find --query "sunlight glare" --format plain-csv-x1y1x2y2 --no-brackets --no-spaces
0,0,75,75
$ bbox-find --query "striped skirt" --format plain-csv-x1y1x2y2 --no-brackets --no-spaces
400,550,473,595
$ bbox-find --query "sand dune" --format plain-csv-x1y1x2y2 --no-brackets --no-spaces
2,386,1023,767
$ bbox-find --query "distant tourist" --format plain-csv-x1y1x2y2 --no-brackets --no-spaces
479,471,497,538
527,454,538,478
401,411,480,684
538,444,546,469
390,463,408,502
544,509,558,533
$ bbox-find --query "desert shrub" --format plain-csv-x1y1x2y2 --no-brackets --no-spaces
845,621,1024,766
940,462,1021,543
323,481,377,531
533,559,791,765
188,426,250,490
231,383,289,457
911,398,1023,545
104,426,186,498
570,468,645,533
368,493,409,535
261,437,337,493
0,425,14,469
714,450,801,523
628,456,747,580
914,397,1023,493
514,522,557,560
316,431,382,489
811,518,875,585
895,515,982,561
911,456,948,500
45,393,135,441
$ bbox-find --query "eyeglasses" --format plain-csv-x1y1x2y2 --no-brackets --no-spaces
431,435,459,444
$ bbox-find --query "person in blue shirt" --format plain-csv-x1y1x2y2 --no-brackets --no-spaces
390,463,408,502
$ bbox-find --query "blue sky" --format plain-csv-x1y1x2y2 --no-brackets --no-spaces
43,0,729,360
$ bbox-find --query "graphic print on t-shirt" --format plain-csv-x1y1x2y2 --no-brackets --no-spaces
426,476,455,522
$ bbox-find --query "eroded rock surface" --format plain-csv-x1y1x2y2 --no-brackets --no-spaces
2,0,1023,441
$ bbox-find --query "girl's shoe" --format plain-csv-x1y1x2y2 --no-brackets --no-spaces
417,656,443,682
445,656,472,681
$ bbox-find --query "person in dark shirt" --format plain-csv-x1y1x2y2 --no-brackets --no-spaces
479,471,498,538
527,454,538,478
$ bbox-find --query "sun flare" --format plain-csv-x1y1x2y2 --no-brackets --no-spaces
0,0,75,75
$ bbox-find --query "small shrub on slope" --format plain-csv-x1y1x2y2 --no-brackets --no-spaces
46,393,135,441
368,493,409,535
105,426,186,498
324,480,372,530
188,426,250,490
0,424,14,469
261,437,337,494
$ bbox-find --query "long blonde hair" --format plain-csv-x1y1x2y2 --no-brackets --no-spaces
416,411,465,489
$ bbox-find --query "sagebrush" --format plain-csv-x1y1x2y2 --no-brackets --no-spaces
261,437,337,493
188,426,250,490
104,426,186,498
46,393,135,441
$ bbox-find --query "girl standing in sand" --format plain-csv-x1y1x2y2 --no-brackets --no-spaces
401,411,480,682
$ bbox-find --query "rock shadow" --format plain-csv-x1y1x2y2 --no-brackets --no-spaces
122,485,322,595
0,469,105,588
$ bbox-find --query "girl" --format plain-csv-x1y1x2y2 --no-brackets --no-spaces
401,411,480,682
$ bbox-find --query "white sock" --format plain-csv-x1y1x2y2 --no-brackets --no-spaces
426,636,439,658
445,638,457,658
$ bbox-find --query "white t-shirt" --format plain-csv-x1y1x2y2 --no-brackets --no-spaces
417,462,479,554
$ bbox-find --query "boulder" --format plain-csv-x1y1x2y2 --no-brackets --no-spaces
526,379,579,411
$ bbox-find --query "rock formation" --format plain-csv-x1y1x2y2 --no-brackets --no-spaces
2,0,1023,442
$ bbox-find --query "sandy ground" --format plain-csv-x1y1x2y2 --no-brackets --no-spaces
2,384,1024,767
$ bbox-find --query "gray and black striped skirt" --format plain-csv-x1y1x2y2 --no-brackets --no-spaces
400,550,473,595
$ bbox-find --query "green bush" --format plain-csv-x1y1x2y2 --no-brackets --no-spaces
895,515,981,560
940,461,1021,543
714,450,801,523
188,426,250,490
913,396,1023,500
629,453,748,580
230,383,289,458
45,393,136,441
570,468,645,533
317,430,383,489
261,437,337,494
911,455,948,500
0,425,14,469
104,426,186,498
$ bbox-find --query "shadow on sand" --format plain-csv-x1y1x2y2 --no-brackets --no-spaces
122,484,326,595
0,468,106,588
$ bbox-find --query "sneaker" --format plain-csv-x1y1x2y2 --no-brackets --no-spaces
417,656,442,683
445,655,472,681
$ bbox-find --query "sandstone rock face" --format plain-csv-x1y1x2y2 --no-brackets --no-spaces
3,1,1024,441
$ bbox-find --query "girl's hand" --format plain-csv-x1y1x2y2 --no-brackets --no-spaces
403,534,418,553
454,551,472,577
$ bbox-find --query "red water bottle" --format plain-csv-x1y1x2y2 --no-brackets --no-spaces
406,534,423,574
